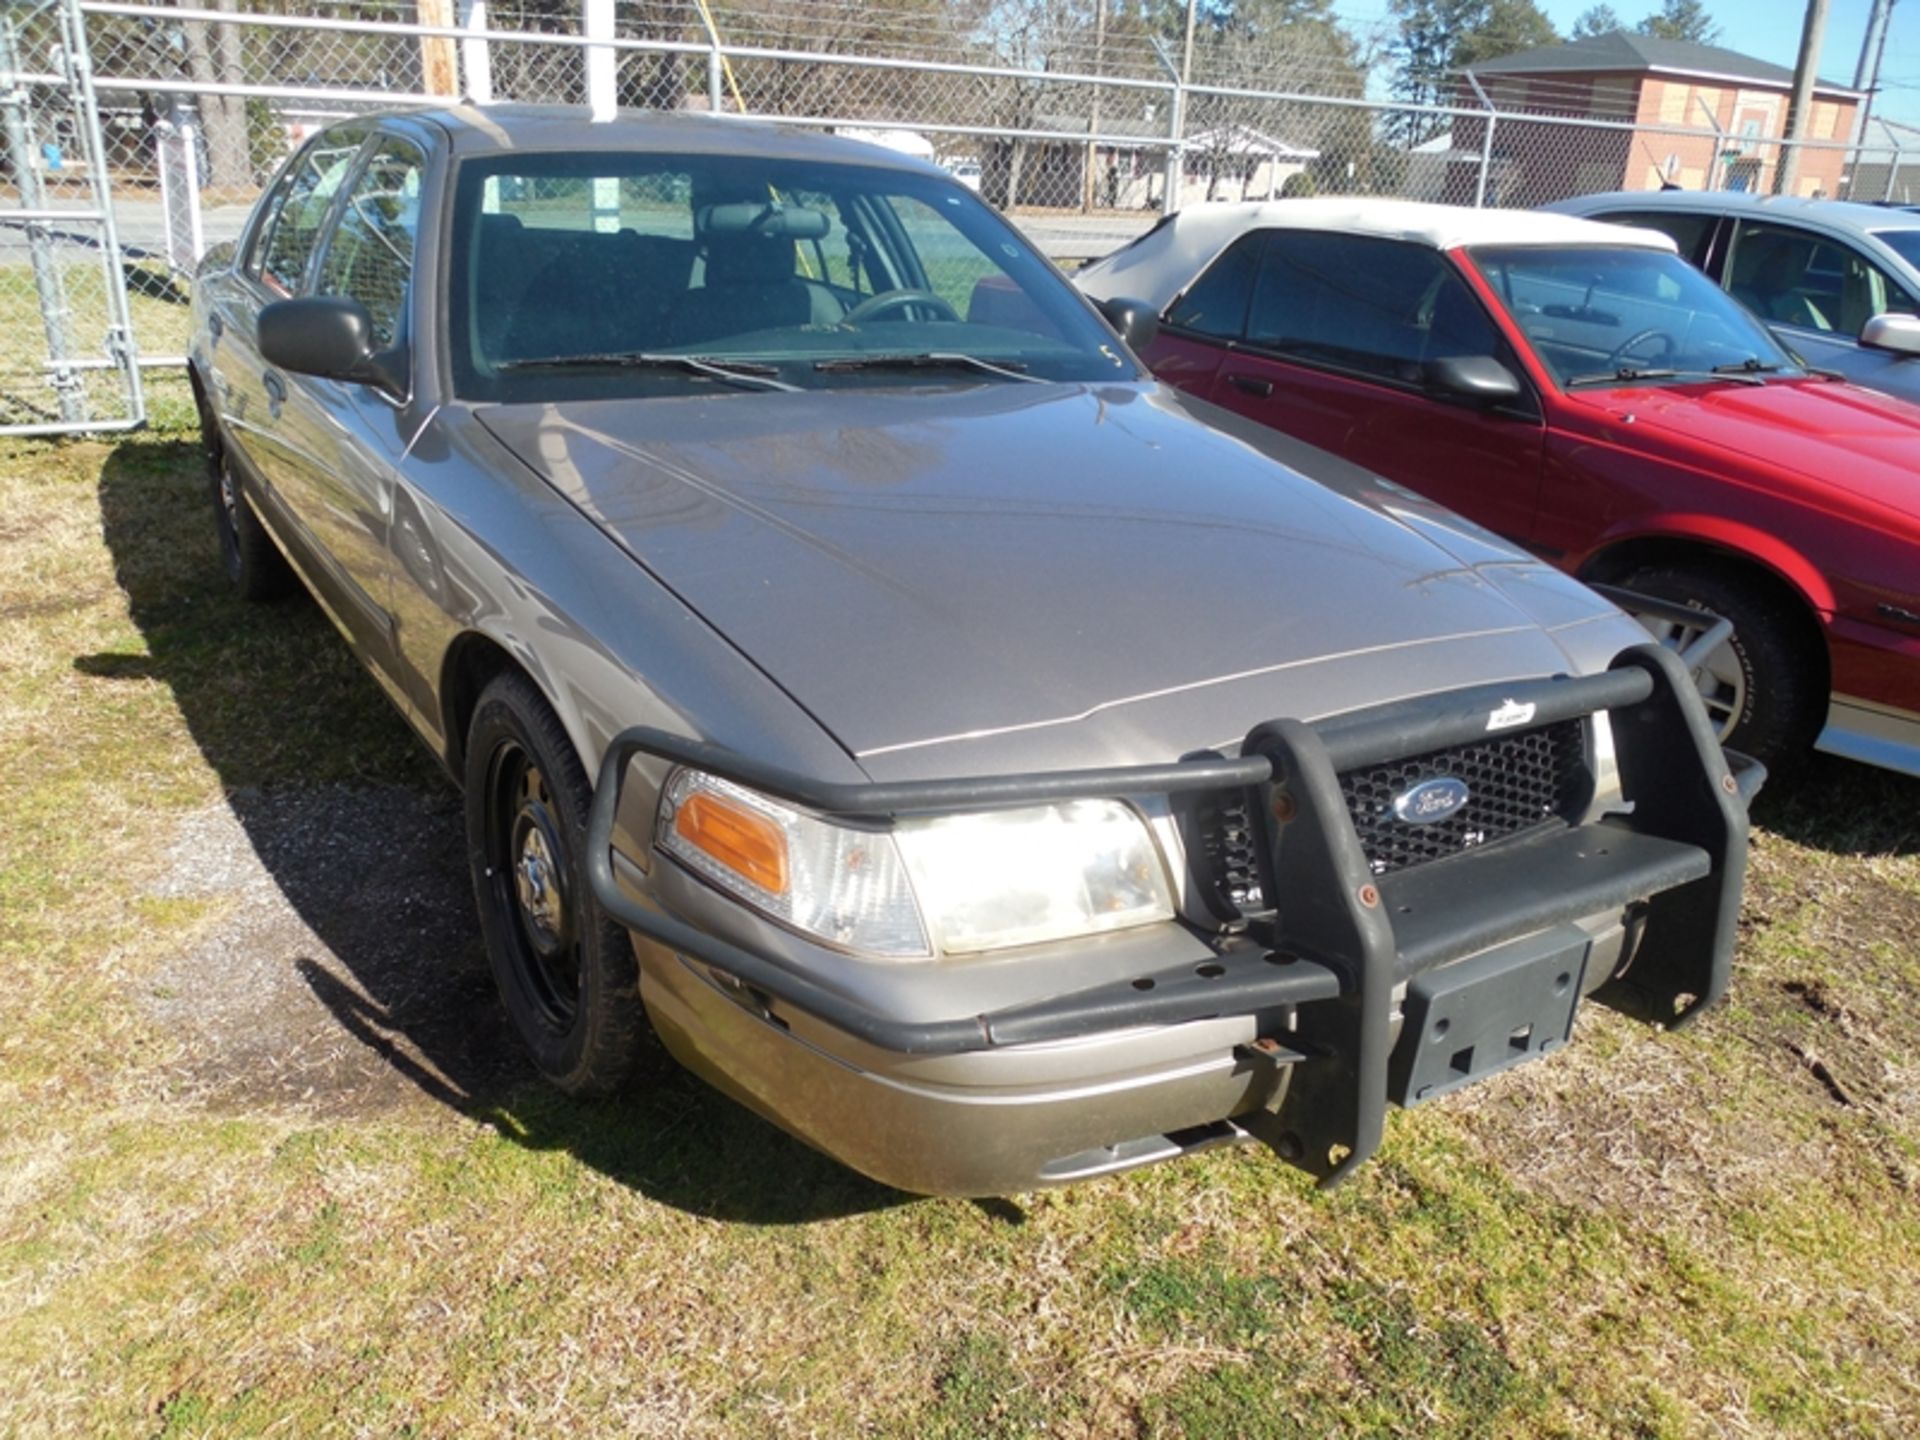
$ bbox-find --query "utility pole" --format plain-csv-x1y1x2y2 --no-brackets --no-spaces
1855,0,1895,89
1849,0,1896,195
1775,0,1832,196
417,0,459,97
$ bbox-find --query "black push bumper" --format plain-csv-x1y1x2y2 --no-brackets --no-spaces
586,640,1758,1186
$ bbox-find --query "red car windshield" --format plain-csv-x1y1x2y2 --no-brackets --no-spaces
1469,245,1800,387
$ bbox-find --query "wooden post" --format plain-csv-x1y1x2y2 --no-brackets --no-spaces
417,0,459,98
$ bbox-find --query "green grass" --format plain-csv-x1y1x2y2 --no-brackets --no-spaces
1,422,1918,1435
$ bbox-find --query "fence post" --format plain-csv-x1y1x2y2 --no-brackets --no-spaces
1693,92,1728,192
1886,132,1904,202
458,0,493,104
691,0,723,114
583,0,616,121
1465,71,1496,208
0,13,82,424
1151,37,1184,216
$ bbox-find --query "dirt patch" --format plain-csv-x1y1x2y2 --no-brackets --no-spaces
138,785,531,1118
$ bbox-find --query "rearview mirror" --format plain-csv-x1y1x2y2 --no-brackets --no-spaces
1425,355,1523,406
1094,295,1161,351
1860,312,1920,357
258,296,404,396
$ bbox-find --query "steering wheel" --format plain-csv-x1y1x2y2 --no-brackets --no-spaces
1605,328,1675,369
842,288,961,325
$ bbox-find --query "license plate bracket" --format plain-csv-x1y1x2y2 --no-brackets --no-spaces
1389,925,1591,1107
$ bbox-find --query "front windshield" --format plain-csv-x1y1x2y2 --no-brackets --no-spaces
1469,245,1800,386
448,150,1132,400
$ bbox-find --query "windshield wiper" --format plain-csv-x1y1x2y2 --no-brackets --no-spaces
496,352,799,392
812,352,1042,384
1711,357,1784,376
1566,364,1765,388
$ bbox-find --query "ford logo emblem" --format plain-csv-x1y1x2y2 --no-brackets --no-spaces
1392,777,1471,825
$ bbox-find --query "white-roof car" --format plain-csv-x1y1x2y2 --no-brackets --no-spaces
1077,198,1676,315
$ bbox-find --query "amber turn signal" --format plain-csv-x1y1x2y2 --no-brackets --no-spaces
672,789,790,895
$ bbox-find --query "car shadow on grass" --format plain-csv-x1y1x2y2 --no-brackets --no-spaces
86,434,909,1225
1748,754,1919,857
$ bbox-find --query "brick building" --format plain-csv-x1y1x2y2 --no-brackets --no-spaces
1454,31,1862,205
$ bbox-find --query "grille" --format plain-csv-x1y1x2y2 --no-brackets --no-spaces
1338,720,1590,877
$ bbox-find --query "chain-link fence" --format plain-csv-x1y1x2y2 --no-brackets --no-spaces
1,0,143,433
3,0,1915,434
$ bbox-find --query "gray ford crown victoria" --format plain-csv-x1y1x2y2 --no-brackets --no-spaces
190,106,1756,1196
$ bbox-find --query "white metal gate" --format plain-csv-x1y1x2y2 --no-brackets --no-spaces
0,0,141,435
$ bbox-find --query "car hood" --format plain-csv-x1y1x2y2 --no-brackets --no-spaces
1572,376,1920,519
477,383,1640,776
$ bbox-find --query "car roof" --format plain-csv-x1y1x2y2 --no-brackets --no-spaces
1555,188,1920,236
338,102,945,175
1075,198,1675,312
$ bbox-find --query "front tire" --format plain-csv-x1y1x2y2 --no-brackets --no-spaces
1620,564,1824,772
464,671,648,1095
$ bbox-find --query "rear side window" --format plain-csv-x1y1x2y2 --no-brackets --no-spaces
1165,233,1261,338
1245,232,1500,383
315,137,427,349
255,131,366,294
1598,210,1716,267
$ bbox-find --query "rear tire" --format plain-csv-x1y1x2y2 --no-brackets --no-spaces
1619,564,1824,772
464,670,649,1095
196,376,292,602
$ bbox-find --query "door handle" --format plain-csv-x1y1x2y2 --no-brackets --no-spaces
262,369,286,417
208,312,223,342
1226,374,1273,398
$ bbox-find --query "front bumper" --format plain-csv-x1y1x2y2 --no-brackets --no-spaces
588,642,1760,1193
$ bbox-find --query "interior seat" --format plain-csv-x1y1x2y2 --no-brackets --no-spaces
668,202,829,348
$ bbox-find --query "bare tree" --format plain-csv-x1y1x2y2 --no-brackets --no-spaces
177,0,251,188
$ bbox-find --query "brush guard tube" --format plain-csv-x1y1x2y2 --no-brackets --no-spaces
585,640,1758,1187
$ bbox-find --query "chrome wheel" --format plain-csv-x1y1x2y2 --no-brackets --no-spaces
1632,607,1746,742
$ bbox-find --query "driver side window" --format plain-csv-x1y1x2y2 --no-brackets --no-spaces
253,130,368,295
1245,233,1501,384
315,136,426,350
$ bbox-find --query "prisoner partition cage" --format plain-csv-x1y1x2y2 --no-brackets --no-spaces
0,0,1907,436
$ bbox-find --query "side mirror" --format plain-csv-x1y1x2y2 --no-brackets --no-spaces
1094,295,1161,351
1859,312,1920,357
1425,354,1523,406
258,296,403,395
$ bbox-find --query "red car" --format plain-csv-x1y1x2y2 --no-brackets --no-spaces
1076,199,1920,777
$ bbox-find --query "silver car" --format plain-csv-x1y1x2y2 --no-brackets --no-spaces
1548,190,1920,402
190,106,1754,1196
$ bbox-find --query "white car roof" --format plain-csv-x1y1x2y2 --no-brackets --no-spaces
1075,198,1678,312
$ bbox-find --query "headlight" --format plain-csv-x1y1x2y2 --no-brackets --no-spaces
657,772,1173,957
895,799,1174,954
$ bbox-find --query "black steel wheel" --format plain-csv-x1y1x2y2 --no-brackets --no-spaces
195,372,291,601
464,670,649,1094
